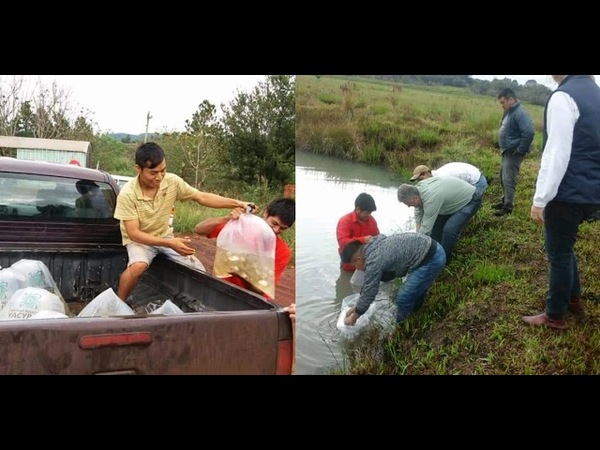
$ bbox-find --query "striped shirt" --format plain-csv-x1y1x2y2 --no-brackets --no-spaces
114,173,198,245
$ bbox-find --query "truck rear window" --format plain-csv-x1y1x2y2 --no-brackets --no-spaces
0,173,116,222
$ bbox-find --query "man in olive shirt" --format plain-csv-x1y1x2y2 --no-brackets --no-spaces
397,176,481,264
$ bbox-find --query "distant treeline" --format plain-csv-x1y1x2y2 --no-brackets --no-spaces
348,75,553,106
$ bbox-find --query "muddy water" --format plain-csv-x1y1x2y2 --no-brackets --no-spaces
295,151,413,375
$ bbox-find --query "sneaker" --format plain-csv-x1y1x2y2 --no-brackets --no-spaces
492,202,505,210
494,208,512,217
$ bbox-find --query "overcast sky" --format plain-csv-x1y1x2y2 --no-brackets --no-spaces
5,75,266,135
471,75,600,89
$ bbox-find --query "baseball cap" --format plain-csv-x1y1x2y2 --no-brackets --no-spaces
409,165,431,181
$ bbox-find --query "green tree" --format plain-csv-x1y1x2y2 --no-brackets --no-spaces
220,75,295,189
91,135,133,174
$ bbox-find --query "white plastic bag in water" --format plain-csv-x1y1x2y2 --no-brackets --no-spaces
0,267,27,310
336,291,398,338
214,213,276,298
0,287,66,321
336,293,376,337
78,288,135,317
350,270,365,289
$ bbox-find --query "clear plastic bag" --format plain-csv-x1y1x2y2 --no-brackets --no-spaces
214,213,276,298
150,299,184,315
350,270,365,289
0,287,66,321
336,293,375,337
10,259,72,316
336,291,398,338
0,267,27,310
78,288,135,317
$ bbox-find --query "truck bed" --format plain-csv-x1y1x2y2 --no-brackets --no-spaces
0,248,293,374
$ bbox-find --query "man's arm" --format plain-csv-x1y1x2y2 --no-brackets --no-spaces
123,219,195,256
194,206,245,237
533,92,577,209
516,110,535,154
194,216,231,237
345,265,383,326
418,198,442,236
193,191,254,211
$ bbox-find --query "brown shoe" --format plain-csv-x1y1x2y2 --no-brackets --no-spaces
568,297,585,318
522,313,567,330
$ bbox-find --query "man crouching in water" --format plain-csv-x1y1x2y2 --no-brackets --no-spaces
342,232,446,325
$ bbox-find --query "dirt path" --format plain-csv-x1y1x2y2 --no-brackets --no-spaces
177,232,295,308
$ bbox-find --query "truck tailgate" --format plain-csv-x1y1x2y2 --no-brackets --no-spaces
0,311,292,375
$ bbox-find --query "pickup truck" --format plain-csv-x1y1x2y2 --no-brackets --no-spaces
0,157,293,374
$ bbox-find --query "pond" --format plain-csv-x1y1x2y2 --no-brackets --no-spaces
295,151,413,375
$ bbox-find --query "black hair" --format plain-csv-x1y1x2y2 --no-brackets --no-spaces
135,142,165,169
341,240,363,264
355,193,376,213
497,88,516,100
266,197,295,227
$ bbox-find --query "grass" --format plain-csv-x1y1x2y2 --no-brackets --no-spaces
298,75,600,375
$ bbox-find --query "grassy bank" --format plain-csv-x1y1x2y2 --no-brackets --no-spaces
297,75,600,375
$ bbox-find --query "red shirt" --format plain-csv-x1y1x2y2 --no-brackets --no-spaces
209,222,291,298
336,211,380,271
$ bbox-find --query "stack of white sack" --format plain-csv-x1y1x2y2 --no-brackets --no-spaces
0,287,67,321
8,259,72,316
0,266,27,311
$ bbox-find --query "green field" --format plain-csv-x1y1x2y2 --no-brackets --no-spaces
297,75,600,375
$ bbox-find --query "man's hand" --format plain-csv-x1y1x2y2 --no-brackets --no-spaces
344,306,360,326
169,237,196,256
530,205,544,224
284,303,296,324
228,206,246,221
238,201,258,214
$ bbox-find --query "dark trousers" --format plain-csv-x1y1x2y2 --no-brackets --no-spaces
544,201,600,318
499,151,525,210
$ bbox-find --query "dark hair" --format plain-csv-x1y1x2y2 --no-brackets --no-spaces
341,240,363,264
497,88,516,100
266,197,295,227
135,142,165,169
355,193,376,213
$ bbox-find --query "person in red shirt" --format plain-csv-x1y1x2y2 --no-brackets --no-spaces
337,193,380,272
194,197,295,299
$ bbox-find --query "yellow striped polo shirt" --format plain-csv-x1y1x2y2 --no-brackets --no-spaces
114,173,198,245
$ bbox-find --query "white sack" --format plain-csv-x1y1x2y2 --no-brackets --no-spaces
0,287,66,321
78,288,135,317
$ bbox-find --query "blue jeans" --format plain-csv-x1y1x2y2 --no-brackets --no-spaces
474,174,488,201
430,193,482,262
499,151,525,210
543,201,599,319
396,242,446,322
